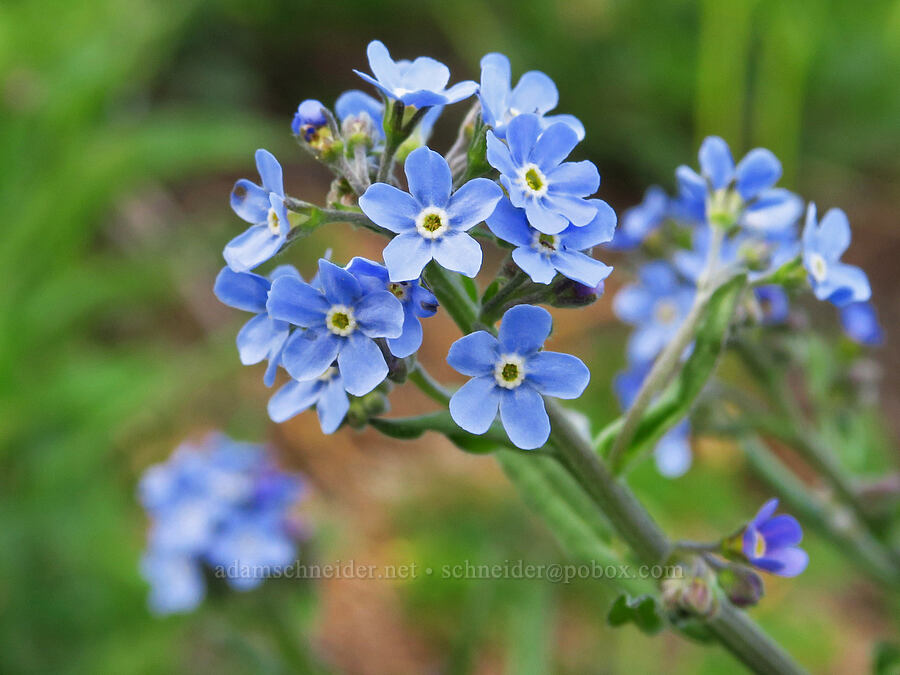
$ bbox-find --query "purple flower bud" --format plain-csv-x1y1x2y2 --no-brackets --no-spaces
292,99,328,140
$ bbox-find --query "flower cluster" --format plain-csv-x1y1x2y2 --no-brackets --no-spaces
214,41,612,448
139,433,305,614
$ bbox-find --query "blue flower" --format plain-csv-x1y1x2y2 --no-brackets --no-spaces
675,136,802,232
266,259,404,396
840,302,883,346
802,204,871,307
446,305,590,449
225,149,290,272
486,196,615,287
346,257,438,357
614,362,692,478
358,146,502,281
205,512,298,591
740,499,808,577
754,285,790,325
478,52,584,141
268,365,350,433
354,40,477,108
138,434,305,613
336,89,385,141
291,99,327,139
486,114,599,234
214,265,299,386
613,262,695,363
608,186,669,250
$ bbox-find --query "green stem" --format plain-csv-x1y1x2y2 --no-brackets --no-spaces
479,270,529,324
283,198,383,237
376,100,405,183
408,361,452,405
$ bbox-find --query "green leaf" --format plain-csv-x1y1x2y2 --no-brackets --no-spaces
597,274,747,472
873,641,900,675
607,593,665,635
481,279,501,305
460,275,480,303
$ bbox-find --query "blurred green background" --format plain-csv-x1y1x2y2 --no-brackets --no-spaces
1,0,899,672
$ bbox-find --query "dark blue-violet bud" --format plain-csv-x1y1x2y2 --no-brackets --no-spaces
291,99,328,141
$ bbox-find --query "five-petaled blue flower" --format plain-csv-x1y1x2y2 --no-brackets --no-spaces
346,257,438,357
268,365,350,433
355,40,477,108
446,304,590,450
613,262,695,364
478,52,584,141
614,362,692,477
225,149,289,272
840,302,883,346
266,259,404,396
291,99,327,139
675,136,802,232
802,203,871,307
358,146,502,281
487,113,599,234
214,265,300,387
740,499,808,577
608,186,669,250
486,196,615,287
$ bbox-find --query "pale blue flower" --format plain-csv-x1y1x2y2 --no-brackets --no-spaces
840,302,883,346
608,186,669,250
802,203,871,306
268,365,350,433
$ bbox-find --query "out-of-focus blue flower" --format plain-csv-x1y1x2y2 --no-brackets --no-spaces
608,186,669,250
446,305,589,449
268,365,350,432
336,89,385,142
486,197,615,287
138,434,305,614
359,147,502,281
840,302,883,346
802,203,871,307
754,285,790,325
354,40,477,108
740,499,808,577
291,99,328,139
225,149,289,272
346,257,438,357
487,114,599,234
613,262,695,363
214,266,301,387
614,362,692,478
478,52,584,141
266,259,404,396
675,136,802,233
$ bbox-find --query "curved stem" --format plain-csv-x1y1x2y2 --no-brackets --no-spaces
479,270,529,325
408,361,452,406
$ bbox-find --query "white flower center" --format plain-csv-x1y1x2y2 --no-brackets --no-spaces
494,354,526,389
519,163,548,198
325,305,357,336
752,530,766,558
808,252,828,283
415,206,450,240
532,231,560,255
267,207,282,235
654,299,679,325
706,187,743,228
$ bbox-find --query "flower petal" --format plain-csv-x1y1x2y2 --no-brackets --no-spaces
757,547,809,577
525,351,589,399
383,232,434,282
400,56,451,91
817,208,851,258
698,136,734,189
742,188,803,232
317,375,350,433
512,247,557,284
280,329,342,381
542,193,598,227
318,259,362,306
358,183,419,233
486,131,518,176
223,225,282,273
432,232,482,277
449,376,501,434
404,146,452,208
230,179,269,224
364,40,400,90
558,200,616,250
236,314,287,365
541,113,585,141
446,178,502,230
530,122,579,170
478,53,511,128
817,262,871,306
552,249,612,287
485,198,533,246
387,309,423,358
525,199,569,234
447,331,500,377
509,70,558,115
266,276,329,327
758,514,803,549
255,149,283,196
735,148,782,200
337,333,388,396
498,304,552,355
547,160,600,196
354,290,404,339
505,113,542,165
654,422,692,478
499,386,550,449
267,379,321,423
440,80,478,104
214,267,269,313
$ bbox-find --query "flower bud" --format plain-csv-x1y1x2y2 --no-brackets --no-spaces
292,99,328,140
717,565,764,608
548,278,604,308
661,558,719,618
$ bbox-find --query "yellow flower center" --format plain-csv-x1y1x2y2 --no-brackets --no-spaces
494,354,526,389
325,305,357,336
